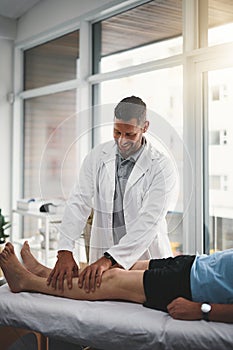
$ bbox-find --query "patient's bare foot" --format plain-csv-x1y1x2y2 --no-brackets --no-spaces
20,241,51,278
0,242,31,293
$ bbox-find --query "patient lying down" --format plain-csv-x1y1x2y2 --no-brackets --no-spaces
0,242,232,323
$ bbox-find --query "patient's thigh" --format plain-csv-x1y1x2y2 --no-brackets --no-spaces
104,268,145,303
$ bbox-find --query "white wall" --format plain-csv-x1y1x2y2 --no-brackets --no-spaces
0,38,13,216
16,0,118,44
0,15,16,40
0,14,15,217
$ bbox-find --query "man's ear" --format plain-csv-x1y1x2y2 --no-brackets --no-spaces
143,121,149,133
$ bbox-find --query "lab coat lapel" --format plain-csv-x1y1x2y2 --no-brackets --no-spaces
125,142,152,192
101,142,116,193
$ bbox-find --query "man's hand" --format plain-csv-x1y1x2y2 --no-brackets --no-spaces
78,256,112,293
167,297,202,321
47,250,79,290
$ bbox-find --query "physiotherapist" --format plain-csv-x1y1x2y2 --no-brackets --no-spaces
47,96,178,292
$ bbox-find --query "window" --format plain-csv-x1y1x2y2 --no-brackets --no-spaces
93,0,182,74
24,31,79,89
24,91,77,200
92,0,184,255
22,31,80,240
23,30,80,201
95,67,184,255
208,0,233,46
206,67,233,252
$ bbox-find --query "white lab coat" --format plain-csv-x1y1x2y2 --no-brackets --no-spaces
59,140,177,269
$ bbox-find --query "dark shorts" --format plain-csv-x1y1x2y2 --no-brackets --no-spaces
143,255,195,312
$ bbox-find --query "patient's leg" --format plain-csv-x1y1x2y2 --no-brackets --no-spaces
0,243,146,304
21,241,51,278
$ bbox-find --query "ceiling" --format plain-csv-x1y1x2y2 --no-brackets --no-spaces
0,0,42,19
101,0,233,56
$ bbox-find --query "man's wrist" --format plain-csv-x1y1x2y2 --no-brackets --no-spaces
104,252,117,266
201,303,212,321
57,250,72,258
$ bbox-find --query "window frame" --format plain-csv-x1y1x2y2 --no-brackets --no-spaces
193,44,233,253
12,0,233,254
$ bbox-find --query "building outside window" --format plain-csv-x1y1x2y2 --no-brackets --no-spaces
207,66,233,252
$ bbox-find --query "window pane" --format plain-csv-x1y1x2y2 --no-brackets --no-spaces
93,0,182,73
24,31,79,90
24,90,77,200
208,0,233,46
207,67,233,252
94,66,185,255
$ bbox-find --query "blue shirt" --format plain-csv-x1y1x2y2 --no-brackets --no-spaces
190,249,233,304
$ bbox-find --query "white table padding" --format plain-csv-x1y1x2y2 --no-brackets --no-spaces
0,284,232,349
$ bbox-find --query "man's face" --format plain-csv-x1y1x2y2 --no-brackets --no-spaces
113,117,148,158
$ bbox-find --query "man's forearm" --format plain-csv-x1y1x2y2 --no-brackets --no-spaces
209,304,233,323
167,298,233,323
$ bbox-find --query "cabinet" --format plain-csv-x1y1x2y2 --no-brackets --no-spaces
11,209,62,265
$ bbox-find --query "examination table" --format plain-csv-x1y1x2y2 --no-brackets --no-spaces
0,284,232,350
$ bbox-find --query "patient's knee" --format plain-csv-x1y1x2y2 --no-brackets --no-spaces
103,268,122,284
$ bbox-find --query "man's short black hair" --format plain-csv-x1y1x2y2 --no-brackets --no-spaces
114,96,147,125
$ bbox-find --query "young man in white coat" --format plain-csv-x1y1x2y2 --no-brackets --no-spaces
48,96,177,292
